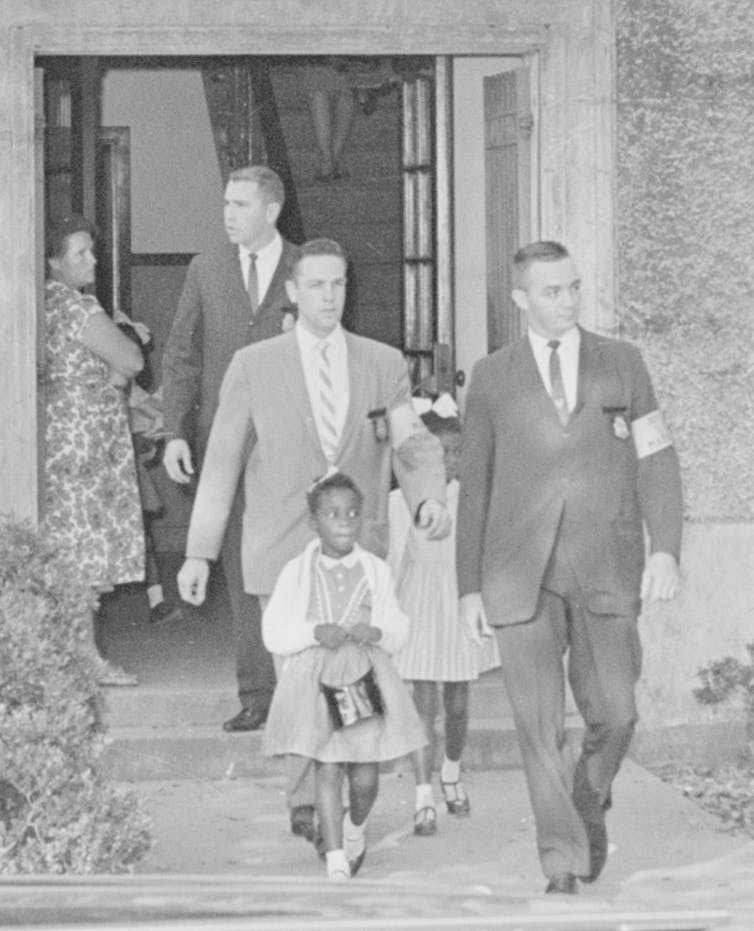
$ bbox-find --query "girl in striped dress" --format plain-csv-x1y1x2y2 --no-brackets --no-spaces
388,398,500,836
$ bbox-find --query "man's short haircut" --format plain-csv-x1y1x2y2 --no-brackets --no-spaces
289,238,348,279
227,164,285,209
306,470,364,515
512,241,570,289
45,214,96,260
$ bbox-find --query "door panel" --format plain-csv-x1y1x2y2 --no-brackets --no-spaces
484,66,532,351
401,56,455,395
96,127,131,316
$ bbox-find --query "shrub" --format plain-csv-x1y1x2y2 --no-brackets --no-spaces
0,518,152,872
694,642,754,757
661,643,754,838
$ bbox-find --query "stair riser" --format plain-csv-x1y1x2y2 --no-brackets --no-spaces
102,681,520,729
104,724,586,782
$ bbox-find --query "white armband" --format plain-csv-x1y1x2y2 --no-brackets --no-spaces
631,409,673,459
388,402,425,449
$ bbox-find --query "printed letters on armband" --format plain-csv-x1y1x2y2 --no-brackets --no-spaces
387,402,424,449
631,409,673,459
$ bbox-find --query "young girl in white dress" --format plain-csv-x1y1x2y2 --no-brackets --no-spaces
388,397,501,836
262,471,426,881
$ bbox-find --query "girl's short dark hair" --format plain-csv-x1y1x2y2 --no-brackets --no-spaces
420,410,462,436
45,214,96,260
306,471,364,515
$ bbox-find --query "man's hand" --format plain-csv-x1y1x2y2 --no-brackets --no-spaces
348,623,381,646
315,623,348,650
108,366,129,388
163,438,194,484
458,592,493,647
416,499,451,540
640,551,680,604
177,557,210,606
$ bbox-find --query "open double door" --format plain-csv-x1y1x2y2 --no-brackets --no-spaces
36,56,533,399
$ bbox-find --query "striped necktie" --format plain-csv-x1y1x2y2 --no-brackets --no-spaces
548,339,569,426
317,341,339,462
246,253,258,316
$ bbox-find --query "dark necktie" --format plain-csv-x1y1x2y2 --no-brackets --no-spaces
548,339,569,426
246,253,258,316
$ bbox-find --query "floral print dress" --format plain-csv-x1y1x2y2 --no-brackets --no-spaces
43,280,144,591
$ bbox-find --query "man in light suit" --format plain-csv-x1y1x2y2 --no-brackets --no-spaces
177,236,450,844
457,241,683,895
162,165,297,734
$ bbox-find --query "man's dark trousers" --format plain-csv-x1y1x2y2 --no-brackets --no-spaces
221,485,276,713
494,529,641,880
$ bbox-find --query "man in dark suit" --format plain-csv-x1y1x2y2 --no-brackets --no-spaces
162,164,296,734
457,241,683,895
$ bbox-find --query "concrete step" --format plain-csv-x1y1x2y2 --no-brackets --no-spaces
101,676,584,781
102,674,525,729
102,717,585,782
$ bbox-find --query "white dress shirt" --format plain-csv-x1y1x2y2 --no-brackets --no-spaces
239,232,283,306
295,321,350,453
528,325,580,413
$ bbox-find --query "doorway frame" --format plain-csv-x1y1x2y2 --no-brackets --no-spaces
0,1,616,523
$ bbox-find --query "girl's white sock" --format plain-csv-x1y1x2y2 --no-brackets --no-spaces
342,811,366,861
326,848,350,880
415,782,435,811
441,757,461,784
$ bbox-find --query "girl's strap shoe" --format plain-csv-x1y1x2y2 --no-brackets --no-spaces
441,780,471,816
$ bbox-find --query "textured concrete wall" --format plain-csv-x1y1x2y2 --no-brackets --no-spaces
636,523,754,730
616,0,754,521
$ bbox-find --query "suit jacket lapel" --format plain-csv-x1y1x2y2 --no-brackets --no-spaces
572,326,598,419
339,332,368,455
517,337,563,424
281,332,322,452
222,243,251,324
257,239,294,317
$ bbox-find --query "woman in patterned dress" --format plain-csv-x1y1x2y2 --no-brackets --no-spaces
43,214,145,686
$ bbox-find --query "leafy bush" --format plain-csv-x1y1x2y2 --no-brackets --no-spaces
694,642,754,755
654,645,754,839
0,518,152,872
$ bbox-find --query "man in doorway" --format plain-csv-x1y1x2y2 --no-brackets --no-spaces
457,240,683,895
177,237,450,846
162,165,296,735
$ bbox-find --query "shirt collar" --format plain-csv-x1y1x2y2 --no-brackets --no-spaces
318,546,360,569
528,325,580,352
295,320,345,353
238,231,282,262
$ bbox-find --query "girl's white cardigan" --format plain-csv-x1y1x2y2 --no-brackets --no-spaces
262,539,410,657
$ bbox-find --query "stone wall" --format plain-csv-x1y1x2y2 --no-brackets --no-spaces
616,0,754,521
617,0,754,740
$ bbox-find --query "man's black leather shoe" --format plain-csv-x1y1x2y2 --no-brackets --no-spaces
222,707,267,732
573,760,608,883
545,873,578,895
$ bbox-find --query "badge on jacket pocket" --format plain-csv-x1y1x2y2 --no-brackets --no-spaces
603,406,630,441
